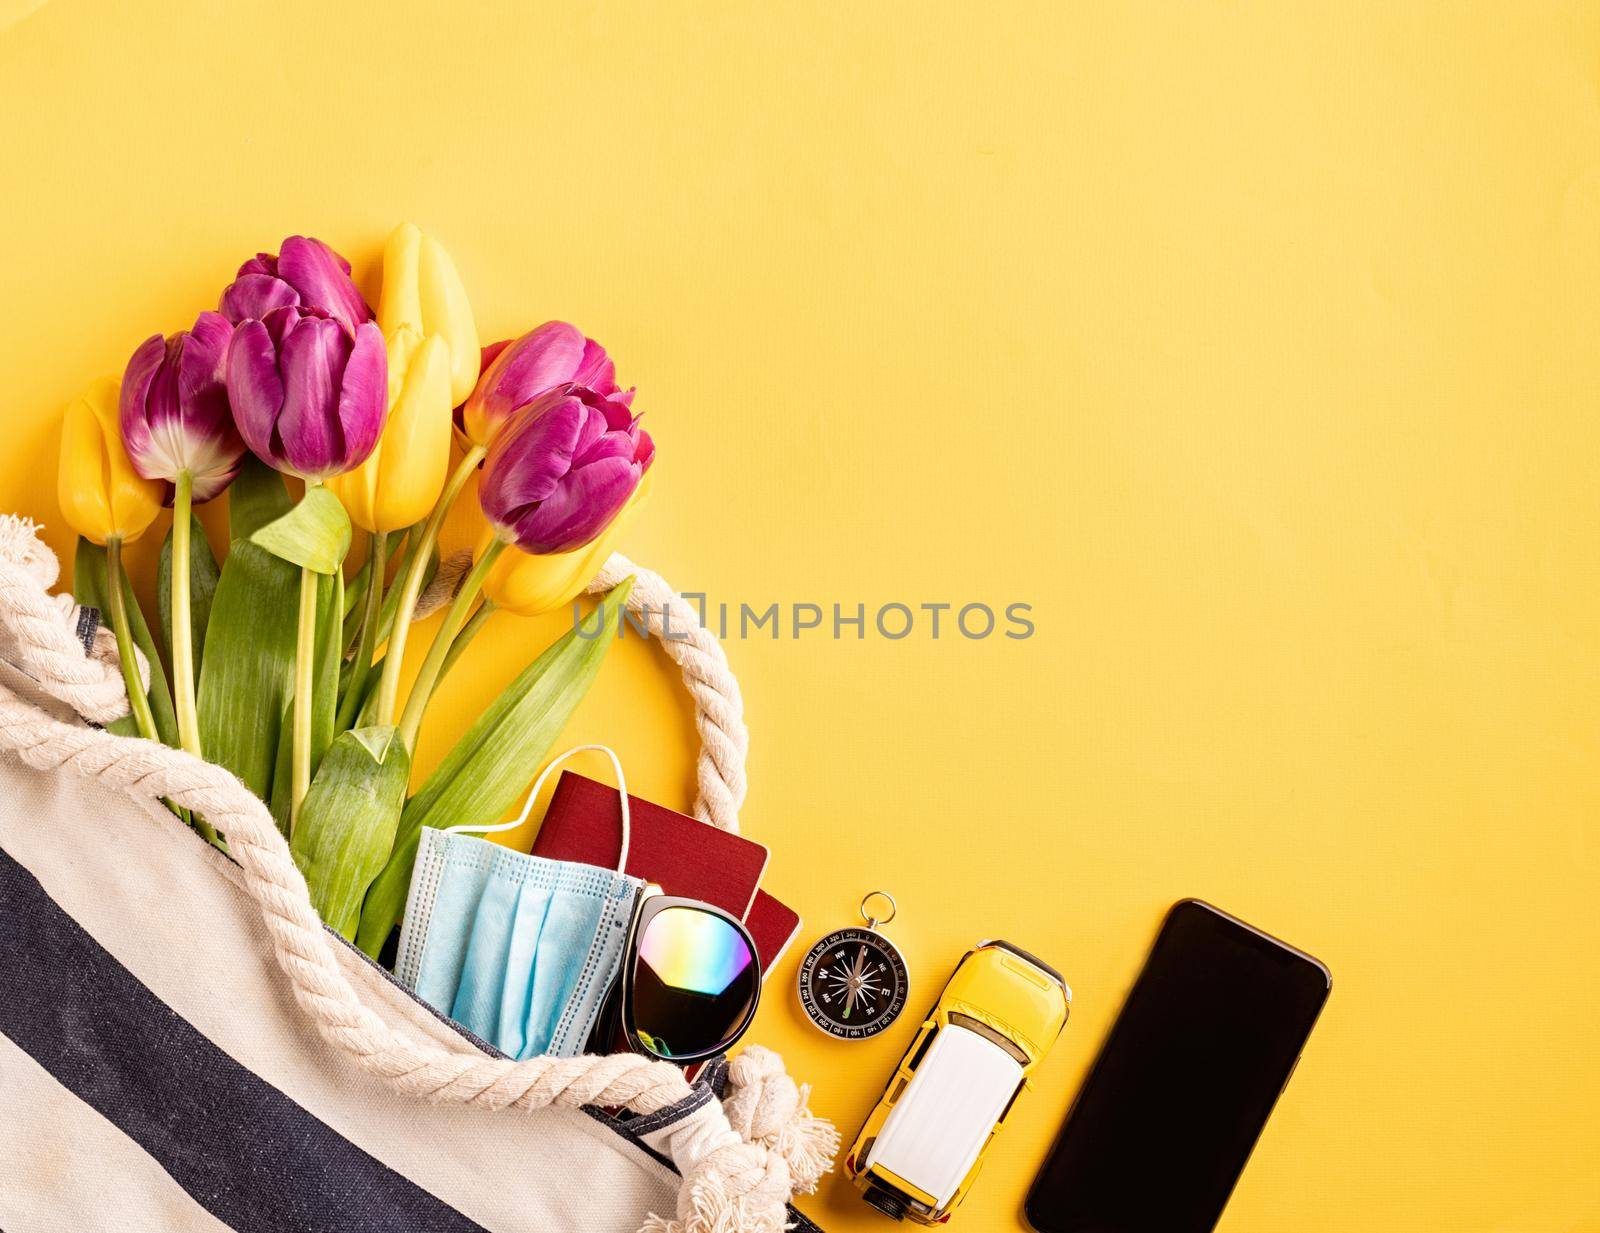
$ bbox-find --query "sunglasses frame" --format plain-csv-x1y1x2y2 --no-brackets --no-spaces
600,891,763,1065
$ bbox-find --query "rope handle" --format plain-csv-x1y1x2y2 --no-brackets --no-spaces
0,518,826,1233
0,519,148,723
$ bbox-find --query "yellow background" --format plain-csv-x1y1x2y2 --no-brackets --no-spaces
3,2,1598,1230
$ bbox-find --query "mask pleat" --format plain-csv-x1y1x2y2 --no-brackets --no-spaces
526,885,607,1057
502,876,556,1059
451,857,524,1044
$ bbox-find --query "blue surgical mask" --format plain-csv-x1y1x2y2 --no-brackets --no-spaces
394,746,643,1060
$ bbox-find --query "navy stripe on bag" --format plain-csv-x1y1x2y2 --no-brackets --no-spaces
0,847,488,1233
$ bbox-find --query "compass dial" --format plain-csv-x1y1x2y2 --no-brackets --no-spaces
796,927,909,1040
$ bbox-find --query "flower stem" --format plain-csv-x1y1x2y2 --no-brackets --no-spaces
342,527,406,640
171,471,203,758
397,539,507,751
336,528,387,733
111,536,218,846
289,480,325,834
104,536,159,744
373,446,484,727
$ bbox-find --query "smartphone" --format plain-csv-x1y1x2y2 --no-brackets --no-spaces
1024,899,1330,1233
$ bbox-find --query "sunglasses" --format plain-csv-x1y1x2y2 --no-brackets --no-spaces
591,889,763,1065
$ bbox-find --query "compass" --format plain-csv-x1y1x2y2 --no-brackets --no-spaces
796,892,910,1040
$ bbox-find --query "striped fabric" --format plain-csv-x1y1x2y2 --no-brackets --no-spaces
0,660,822,1233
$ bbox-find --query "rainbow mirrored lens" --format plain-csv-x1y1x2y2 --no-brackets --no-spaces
638,907,754,995
633,906,758,1060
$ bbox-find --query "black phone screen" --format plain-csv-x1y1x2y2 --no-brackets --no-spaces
1024,900,1330,1233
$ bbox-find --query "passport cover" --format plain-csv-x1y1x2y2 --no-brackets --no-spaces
744,889,803,975
532,771,769,919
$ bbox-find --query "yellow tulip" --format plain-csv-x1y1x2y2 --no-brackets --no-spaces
377,222,480,406
482,470,654,616
58,376,167,747
57,376,163,546
328,329,453,533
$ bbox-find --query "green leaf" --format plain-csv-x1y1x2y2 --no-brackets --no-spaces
197,460,307,802
250,487,351,575
354,578,633,958
229,456,293,541
157,512,220,675
267,569,345,832
198,538,298,799
73,538,179,746
268,693,295,836
349,654,385,730
292,724,411,940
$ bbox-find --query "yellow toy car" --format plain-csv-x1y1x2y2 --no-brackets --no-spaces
845,940,1071,1224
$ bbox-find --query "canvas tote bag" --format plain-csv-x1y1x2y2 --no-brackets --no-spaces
0,516,833,1233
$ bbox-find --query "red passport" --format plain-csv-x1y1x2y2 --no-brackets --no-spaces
744,890,803,975
532,772,769,919
531,772,801,977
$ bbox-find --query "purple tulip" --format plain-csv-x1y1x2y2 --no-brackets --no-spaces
119,311,245,502
226,306,387,481
219,236,372,335
478,384,654,554
461,321,628,447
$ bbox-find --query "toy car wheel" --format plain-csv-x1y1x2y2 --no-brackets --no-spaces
862,1184,908,1221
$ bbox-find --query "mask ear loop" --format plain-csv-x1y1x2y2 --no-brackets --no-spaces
443,744,632,875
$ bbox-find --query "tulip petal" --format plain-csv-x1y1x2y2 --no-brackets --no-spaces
227,318,287,468
335,323,388,473
483,396,584,515
177,313,244,495
60,391,116,545
64,376,165,545
464,322,585,444
377,223,423,341
480,339,512,373
382,334,451,485
417,233,480,405
238,253,278,278
491,323,585,402
569,399,608,463
221,272,300,324
514,457,637,554
573,428,635,468
178,314,244,500
140,339,187,483
459,321,624,446
277,315,351,478
570,388,639,466
181,312,233,398
118,333,168,478
279,236,371,333
573,337,616,394
597,392,637,433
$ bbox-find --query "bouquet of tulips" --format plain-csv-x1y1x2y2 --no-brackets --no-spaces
57,226,655,957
